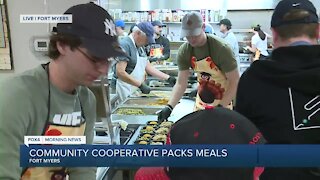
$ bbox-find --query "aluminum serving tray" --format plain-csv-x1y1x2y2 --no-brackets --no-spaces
113,105,162,115
130,87,193,95
153,65,179,76
122,97,168,107
111,114,158,125
130,90,172,98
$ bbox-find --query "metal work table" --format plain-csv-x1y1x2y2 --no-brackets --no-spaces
96,98,195,180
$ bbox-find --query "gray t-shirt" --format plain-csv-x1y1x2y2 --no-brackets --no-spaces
0,65,96,179
117,35,147,75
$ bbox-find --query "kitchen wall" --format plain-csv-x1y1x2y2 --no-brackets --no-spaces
0,0,90,82
123,10,274,41
1,0,319,82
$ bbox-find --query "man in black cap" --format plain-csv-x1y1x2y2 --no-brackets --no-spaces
236,0,320,179
115,22,176,102
0,2,125,179
145,20,171,62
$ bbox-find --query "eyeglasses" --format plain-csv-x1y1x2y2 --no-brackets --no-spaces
76,48,108,66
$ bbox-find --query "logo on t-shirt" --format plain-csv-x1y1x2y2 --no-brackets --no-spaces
289,88,320,130
52,111,85,126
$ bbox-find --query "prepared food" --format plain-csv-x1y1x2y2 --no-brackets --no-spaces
159,121,173,128
155,127,169,134
138,133,152,141
115,108,145,115
152,134,167,142
147,121,158,125
148,98,169,106
145,126,154,131
150,141,164,145
137,140,148,145
140,129,153,134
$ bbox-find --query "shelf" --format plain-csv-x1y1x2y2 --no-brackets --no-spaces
124,21,182,24
124,21,220,24
163,22,182,24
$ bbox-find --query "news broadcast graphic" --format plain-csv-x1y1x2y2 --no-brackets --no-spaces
20,145,320,167
20,14,72,23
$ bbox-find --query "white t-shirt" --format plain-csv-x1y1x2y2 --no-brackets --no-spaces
251,33,268,56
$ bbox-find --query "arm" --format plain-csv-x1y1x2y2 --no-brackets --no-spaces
168,70,189,108
116,61,142,87
160,37,170,60
0,81,31,179
145,61,170,80
247,44,257,53
220,69,239,107
247,35,258,53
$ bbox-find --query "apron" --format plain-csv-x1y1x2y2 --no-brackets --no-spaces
21,64,87,180
191,37,232,110
116,48,148,102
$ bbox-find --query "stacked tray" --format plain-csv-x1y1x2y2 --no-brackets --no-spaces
135,121,174,145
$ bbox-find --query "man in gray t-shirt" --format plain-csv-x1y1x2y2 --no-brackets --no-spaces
219,19,240,73
115,22,176,102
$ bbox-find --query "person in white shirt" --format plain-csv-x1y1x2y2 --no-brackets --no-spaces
219,19,240,72
245,25,271,60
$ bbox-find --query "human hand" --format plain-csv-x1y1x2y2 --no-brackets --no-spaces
167,76,176,87
139,82,151,94
157,105,173,123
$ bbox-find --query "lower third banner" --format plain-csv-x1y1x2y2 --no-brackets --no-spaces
20,145,320,167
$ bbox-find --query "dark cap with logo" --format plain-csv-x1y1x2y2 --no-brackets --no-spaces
137,22,155,44
271,0,319,28
56,2,125,60
218,18,232,27
167,107,266,179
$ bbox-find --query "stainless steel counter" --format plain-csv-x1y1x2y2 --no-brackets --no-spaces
95,93,195,180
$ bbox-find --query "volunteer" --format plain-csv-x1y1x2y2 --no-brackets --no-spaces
0,3,125,179
145,20,171,62
236,0,320,179
115,22,176,102
158,12,239,121
245,25,270,61
219,18,240,73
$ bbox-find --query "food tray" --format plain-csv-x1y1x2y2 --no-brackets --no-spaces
122,98,169,106
113,107,163,115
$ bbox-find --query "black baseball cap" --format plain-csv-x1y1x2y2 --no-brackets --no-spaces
167,107,266,179
271,0,319,28
56,3,126,60
151,20,166,27
170,107,266,145
218,18,232,26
